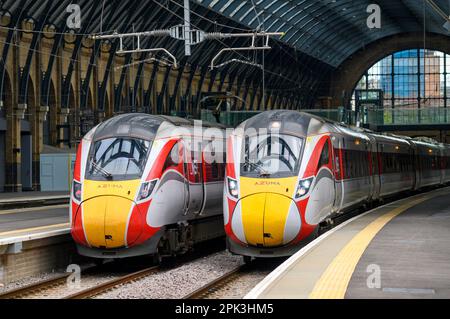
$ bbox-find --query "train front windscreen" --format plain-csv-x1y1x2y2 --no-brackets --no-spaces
240,134,303,178
86,137,152,181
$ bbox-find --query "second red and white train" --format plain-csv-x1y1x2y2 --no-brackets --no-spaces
224,110,450,259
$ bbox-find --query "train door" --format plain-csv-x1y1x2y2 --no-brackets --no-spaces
370,148,381,200
200,140,224,216
183,140,204,215
412,145,420,190
332,136,344,214
439,148,445,184
377,143,385,196
315,136,335,220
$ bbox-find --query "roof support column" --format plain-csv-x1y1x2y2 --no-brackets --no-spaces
173,61,188,114
5,39,23,192
194,66,208,117
159,65,172,114
183,65,196,114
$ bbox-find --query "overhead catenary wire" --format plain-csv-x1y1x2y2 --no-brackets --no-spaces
1,0,306,89
0,21,117,37
149,0,301,87
165,0,250,32
425,0,450,21
100,0,106,34
0,0,312,106
250,0,263,31
0,33,304,92
168,0,317,85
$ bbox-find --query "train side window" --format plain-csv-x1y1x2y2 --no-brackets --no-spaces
349,150,355,178
341,149,347,179
318,141,330,169
203,141,222,182
347,150,353,178
333,148,341,178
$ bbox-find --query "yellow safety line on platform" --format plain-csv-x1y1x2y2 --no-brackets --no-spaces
308,195,431,299
0,223,70,237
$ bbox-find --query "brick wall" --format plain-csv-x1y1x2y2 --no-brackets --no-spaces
0,235,85,285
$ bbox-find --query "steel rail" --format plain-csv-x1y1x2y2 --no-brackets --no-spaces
0,273,71,299
183,265,249,299
64,266,160,299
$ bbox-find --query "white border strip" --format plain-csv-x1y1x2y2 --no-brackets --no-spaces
0,228,70,246
244,189,439,299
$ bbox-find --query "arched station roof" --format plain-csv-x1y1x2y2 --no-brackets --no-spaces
196,0,450,67
0,0,338,107
1,0,449,108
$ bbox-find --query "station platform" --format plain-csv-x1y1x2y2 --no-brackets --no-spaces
0,204,69,246
246,187,450,299
0,191,69,210
0,202,72,285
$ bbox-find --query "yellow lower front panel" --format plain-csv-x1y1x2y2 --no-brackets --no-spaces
263,194,292,247
82,196,135,248
239,177,296,247
240,193,266,246
82,179,140,248
82,197,107,248
104,196,134,248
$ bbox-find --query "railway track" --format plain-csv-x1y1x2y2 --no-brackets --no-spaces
64,266,159,299
0,238,228,299
183,264,250,299
0,265,160,299
0,273,72,299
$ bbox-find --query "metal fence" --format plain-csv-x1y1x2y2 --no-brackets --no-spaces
199,107,450,128
363,107,450,126
200,107,357,127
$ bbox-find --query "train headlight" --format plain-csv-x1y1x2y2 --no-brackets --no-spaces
73,181,82,201
295,177,314,199
137,179,158,201
227,177,239,199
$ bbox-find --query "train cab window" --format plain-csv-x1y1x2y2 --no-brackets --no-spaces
241,134,303,177
163,142,181,171
318,141,330,169
87,137,151,181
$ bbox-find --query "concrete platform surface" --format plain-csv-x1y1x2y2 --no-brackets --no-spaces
0,205,69,244
246,187,450,299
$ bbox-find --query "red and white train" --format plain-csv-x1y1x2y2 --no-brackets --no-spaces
224,110,450,259
70,114,226,260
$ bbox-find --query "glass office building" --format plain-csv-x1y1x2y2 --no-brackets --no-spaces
354,49,449,108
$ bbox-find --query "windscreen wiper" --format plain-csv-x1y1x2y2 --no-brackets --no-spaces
244,159,270,177
91,161,113,180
